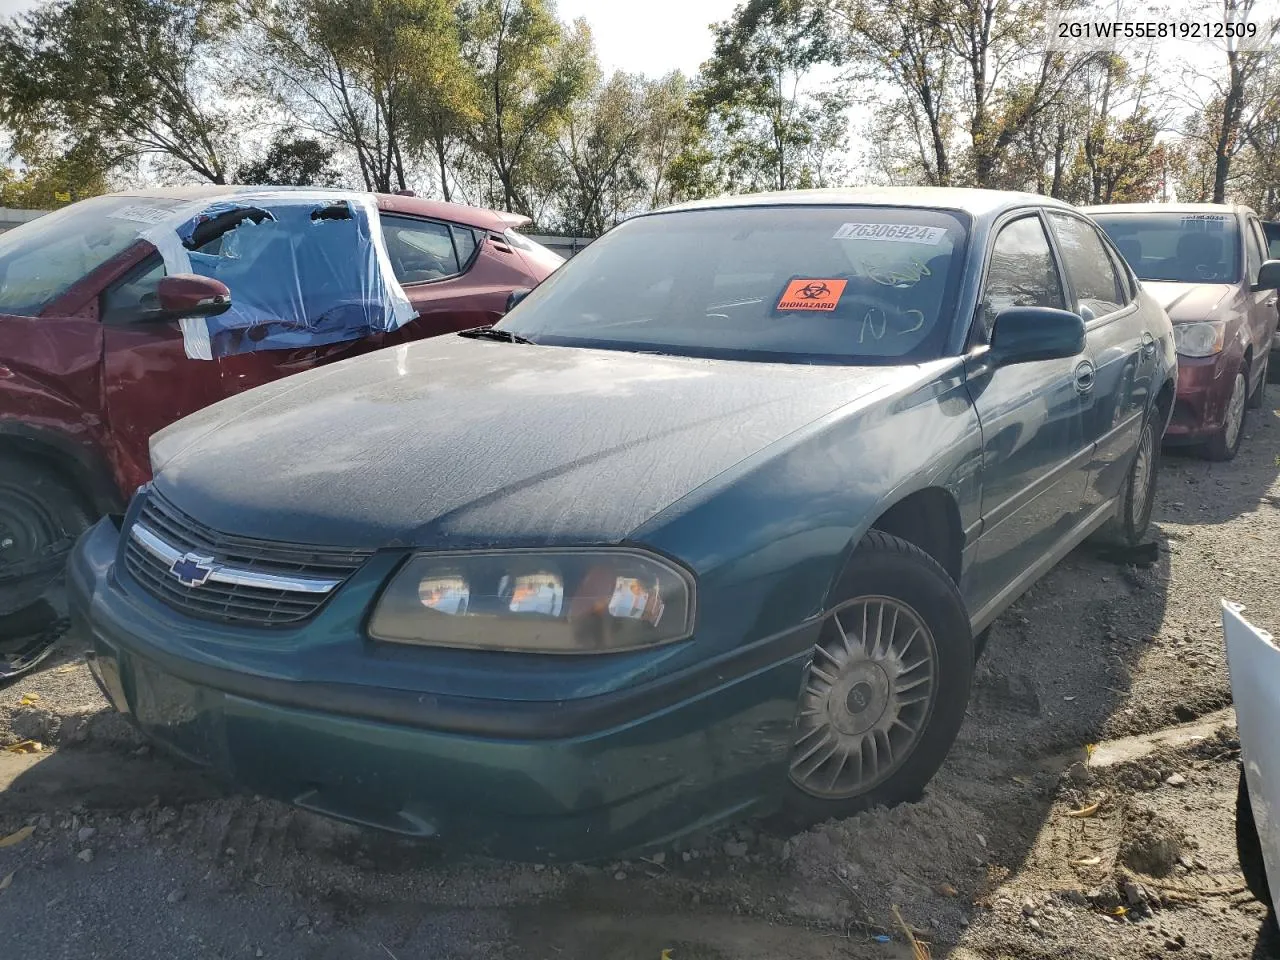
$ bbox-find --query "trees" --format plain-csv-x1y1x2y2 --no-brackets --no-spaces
236,133,342,185
457,0,594,216
694,0,852,194
0,0,236,184
242,0,469,194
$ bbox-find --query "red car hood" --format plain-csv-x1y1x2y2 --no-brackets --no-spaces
1143,281,1234,323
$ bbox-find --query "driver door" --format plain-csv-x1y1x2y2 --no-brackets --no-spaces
99,252,224,493
965,211,1092,619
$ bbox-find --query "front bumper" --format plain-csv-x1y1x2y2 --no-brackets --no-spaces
68,518,816,861
1163,353,1239,444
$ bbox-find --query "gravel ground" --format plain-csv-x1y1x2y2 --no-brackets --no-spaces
3,405,1280,959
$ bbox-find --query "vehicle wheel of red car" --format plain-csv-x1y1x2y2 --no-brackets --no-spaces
1238,768,1275,924
1248,354,1268,410
1204,369,1248,461
0,455,93,613
781,531,972,825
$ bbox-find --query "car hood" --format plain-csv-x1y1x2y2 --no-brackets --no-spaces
149,336,910,548
1143,281,1235,323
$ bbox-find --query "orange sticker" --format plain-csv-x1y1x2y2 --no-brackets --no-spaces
776,278,848,312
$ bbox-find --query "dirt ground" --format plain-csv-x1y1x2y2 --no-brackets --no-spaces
3,405,1280,960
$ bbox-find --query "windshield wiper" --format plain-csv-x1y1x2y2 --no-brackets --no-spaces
458,325,538,345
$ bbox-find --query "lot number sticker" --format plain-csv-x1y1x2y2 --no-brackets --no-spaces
833,222,947,244
107,205,175,225
777,278,848,312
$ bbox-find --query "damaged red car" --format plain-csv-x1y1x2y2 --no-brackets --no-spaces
0,186,561,609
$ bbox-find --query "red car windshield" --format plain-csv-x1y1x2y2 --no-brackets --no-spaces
1092,211,1242,284
0,195,183,315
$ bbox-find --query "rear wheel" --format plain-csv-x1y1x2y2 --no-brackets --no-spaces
1204,368,1248,461
1093,412,1159,548
783,532,972,824
0,455,93,614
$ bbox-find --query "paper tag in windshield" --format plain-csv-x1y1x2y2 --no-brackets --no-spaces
107,205,174,225
834,222,946,245
777,278,848,312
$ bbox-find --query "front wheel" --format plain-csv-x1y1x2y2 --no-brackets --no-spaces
0,454,93,614
1204,368,1248,461
783,532,973,824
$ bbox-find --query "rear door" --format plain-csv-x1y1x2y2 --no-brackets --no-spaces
1244,216,1279,373
965,211,1092,618
379,214,520,344
1045,210,1149,513
98,252,224,492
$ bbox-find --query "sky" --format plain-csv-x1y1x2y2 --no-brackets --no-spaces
555,0,730,77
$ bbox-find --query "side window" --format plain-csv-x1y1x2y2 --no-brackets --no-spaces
1264,221,1280,260
380,215,464,284
1246,217,1265,283
980,215,1067,338
451,225,479,268
100,254,166,325
1047,212,1125,318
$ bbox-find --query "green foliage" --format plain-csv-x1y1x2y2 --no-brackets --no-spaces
693,0,851,193
457,0,594,215
0,0,236,183
236,133,342,186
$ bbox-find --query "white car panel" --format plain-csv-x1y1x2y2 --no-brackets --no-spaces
1223,599,1280,917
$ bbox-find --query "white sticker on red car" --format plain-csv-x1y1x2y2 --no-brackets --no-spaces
833,222,947,244
107,205,176,225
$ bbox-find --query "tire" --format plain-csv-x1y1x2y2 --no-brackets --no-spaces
0,454,93,614
1204,367,1248,461
1249,353,1269,410
1238,768,1275,925
1093,413,1159,548
782,531,973,825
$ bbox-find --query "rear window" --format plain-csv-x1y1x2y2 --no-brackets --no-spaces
1091,211,1241,284
0,195,183,315
496,205,969,364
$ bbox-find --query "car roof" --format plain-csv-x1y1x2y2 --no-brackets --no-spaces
655,186,1077,219
1081,201,1253,217
101,185,528,232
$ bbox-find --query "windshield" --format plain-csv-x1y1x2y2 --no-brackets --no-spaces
0,195,183,316
1091,211,1241,284
494,205,969,364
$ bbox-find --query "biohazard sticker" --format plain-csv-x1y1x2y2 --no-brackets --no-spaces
776,278,848,312
833,222,946,245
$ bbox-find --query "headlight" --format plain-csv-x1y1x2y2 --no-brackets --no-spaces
368,549,696,653
1173,321,1227,357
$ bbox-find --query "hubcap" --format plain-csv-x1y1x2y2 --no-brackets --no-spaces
1225,372,1247,449
1130,423,1154,522
790,597,939,799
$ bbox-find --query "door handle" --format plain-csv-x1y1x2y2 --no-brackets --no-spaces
1267,297,1277,308
1141,331,1157,355
1074,360,1096,393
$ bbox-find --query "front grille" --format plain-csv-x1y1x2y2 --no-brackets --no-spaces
123,491,372,627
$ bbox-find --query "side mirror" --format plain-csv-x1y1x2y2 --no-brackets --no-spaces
989,306,1086,365
505,287,532,313
1254,260,1280,291
143,274,232,322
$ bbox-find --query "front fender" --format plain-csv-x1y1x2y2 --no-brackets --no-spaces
635,362,982,659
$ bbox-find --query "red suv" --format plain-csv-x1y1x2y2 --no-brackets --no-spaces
0,187,561,604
